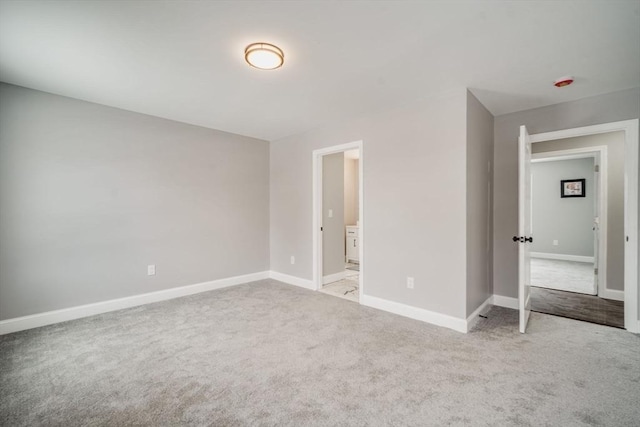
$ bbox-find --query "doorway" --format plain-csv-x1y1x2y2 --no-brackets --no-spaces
530,148,602,296
312,141,364,303
529,146,624,328
517,120,638,333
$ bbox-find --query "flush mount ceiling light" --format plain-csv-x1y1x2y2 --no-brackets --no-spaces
244,42,284,70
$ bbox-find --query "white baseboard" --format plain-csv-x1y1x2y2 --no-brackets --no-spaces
269,271,315,290
0,271,270,336
492,294,519,309
600,288,624,301
323,271,346,285
530,252,594,263
465,296,493,332
3,275,628,337
361,294,467,333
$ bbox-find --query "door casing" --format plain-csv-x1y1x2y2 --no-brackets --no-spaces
527,120,638,333
312,140,364,301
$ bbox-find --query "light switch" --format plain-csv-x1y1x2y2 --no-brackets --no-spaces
328,209,333,218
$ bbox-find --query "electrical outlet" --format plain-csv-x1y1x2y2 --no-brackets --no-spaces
553,240,559,246
147,265,156,276
290,256,295,265
407,277,414,289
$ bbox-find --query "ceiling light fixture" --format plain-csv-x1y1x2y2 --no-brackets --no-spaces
244,43,284,70
554,76,574,88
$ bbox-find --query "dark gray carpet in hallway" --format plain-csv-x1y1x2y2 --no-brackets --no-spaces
1,279,639,426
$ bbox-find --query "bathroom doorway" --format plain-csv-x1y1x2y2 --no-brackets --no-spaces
312,141,363,303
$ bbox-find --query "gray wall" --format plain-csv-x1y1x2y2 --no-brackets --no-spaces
322,152,345,277
270,90,469,319
533,132,625,291
0,83,270,321
344,158,359,227
493,88,640,302
466,91,494,316
531,158,595,257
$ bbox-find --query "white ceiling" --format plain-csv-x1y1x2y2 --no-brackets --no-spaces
1,1,638,141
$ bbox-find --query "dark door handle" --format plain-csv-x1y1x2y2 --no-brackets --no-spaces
525,237,533,243
513,236,523,242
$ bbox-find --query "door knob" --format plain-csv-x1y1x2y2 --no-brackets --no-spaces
513,236,533,243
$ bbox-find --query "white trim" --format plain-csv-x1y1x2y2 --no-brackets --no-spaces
532,151,598,162
312,150,322,291
361,294,467,333
358,143,364,302
269,271,315,290
529,120,637,143
466,296,493,332
597,147,608,299
312,140,364,300
600,288,624,302
492,294,519,310
0,271,270,335
530,252,594,263
529,119,638,333
322,271,347,284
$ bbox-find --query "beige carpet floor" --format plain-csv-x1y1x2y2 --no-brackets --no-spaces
1,279,639,426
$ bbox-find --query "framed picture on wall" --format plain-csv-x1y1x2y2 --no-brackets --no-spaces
560,178,586,198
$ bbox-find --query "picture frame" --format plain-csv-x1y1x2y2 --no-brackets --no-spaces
560,178,586,198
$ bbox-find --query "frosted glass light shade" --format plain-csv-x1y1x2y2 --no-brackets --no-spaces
244,43,284,70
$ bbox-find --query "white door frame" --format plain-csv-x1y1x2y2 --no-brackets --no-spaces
529,119,639,333
532,146,608,298
312,140,364,301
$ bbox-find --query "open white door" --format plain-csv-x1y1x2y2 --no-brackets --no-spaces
517,125,533,333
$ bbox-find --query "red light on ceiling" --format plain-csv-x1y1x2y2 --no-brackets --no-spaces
554,76,574,88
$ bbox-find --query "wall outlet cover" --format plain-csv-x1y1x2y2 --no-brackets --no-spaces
407,277,414,289
290,256,295,265
147,265,156,276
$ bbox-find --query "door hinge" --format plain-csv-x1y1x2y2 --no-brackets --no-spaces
594,268,598,275
595,164,600,172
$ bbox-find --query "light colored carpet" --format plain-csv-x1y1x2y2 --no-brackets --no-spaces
1,279,639,426
531,257,596,294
